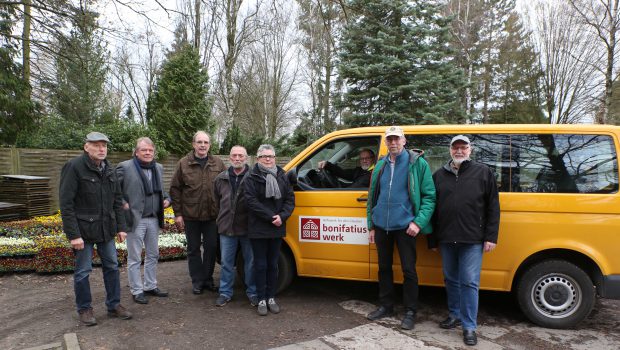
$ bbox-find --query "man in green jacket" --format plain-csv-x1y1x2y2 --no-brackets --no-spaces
366,126,436,330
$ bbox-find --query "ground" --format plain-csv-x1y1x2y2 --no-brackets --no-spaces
0,259,618,350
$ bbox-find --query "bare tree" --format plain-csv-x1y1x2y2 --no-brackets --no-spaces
529,1,599,123
235,0,299,138
568,0,620,124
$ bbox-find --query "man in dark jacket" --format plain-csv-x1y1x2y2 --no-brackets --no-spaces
59,132,132,326
431,135,500,346
169,131,226,294
244,144,295,316
318,148,376,188
213,145,258,307
116,137,171,305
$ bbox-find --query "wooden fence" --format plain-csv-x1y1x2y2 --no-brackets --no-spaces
0,147,290,214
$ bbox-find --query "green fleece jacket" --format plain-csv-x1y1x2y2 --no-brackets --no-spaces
366,149,436,234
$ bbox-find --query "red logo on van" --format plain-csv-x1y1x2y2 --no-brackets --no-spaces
301,218,320,240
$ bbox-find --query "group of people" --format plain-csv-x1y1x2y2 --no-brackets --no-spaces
59,130,295,327
59,125,499,347
365,126,500,346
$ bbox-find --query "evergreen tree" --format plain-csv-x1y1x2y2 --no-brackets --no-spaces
219,123,244,154
47,5,116,125
147,43,214,156
488,12,546,123
338,0,466,126
0,4,37,145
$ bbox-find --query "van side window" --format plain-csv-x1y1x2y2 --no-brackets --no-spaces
408,134,510,192
512,134,619,194
296,137,381,190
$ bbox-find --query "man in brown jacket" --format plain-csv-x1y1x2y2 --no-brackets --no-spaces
170,131,226,294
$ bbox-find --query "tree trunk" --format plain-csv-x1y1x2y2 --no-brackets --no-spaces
194,0,201,49
22,0,31,97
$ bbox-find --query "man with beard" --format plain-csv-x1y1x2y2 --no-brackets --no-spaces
116,137,171,304
430,135,500,346
213,145,258,307
318,148,376,188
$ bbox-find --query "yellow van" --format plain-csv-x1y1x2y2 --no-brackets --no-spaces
271,124,620,329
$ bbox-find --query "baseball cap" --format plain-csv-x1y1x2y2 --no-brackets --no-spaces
385,126,404,138
84,131,110,143
450,135,470,145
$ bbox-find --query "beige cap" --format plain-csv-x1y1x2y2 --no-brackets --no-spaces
385,126,404,138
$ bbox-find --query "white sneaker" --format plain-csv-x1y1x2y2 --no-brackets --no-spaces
268,298,280,314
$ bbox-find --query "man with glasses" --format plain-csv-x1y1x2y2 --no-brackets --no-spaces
318,148,376,188
366,126,436,330
430,135,500,346
170,131,226,294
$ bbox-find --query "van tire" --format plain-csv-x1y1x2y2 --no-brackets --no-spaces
235,245,296,294
516,260,595,329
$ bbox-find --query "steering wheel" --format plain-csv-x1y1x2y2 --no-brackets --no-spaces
317,168,340,188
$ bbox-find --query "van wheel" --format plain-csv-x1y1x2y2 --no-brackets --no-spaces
235,246,296,294
276,248,295,293
516,260,595,329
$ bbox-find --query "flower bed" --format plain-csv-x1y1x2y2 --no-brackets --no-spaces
0,208,188,273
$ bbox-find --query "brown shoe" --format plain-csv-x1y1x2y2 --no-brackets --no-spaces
107,304,132,320
78,308,97,326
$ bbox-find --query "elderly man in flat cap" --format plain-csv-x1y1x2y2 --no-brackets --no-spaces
60,131,132,326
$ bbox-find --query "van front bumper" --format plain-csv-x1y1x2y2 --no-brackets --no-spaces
600,275,620,299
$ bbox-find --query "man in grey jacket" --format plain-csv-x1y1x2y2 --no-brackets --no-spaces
213,145,258,307
116,137,171,304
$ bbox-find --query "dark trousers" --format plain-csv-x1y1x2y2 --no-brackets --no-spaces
73,239,120,312
374,228,418,313
185,220,218,288
250,237,282,301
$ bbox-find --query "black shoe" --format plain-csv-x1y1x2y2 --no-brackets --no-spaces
144,288,169,297
463,330,477,346
132,293,148,304
215,295,231,307
439,316,462,329
401,310,415,330
367,306,394,321
192,285,203,295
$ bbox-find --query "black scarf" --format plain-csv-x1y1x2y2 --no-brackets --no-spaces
133,156,161,195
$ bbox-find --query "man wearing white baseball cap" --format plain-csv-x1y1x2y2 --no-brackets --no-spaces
366,125,436,330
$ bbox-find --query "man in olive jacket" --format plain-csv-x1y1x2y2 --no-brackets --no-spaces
59,132,132,326
169,131,226,294
366,126,436,330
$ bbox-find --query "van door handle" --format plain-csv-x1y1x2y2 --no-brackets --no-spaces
357,197,368,202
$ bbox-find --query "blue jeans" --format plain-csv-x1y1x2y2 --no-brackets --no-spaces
219,235,257,300
440,243,483,331
250,238,281,301
73,239,120,312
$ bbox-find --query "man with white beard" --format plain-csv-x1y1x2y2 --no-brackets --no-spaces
318,148,376,188
430,135,500,346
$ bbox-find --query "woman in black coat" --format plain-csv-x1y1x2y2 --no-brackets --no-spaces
244,144,295,316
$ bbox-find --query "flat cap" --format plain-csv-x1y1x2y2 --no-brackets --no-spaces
84,131,110,143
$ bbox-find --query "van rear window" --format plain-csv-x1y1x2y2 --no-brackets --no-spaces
409,134,619,194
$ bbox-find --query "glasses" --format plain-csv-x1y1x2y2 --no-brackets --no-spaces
451,145,470,151
258,155,275,159
360,157,374,161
